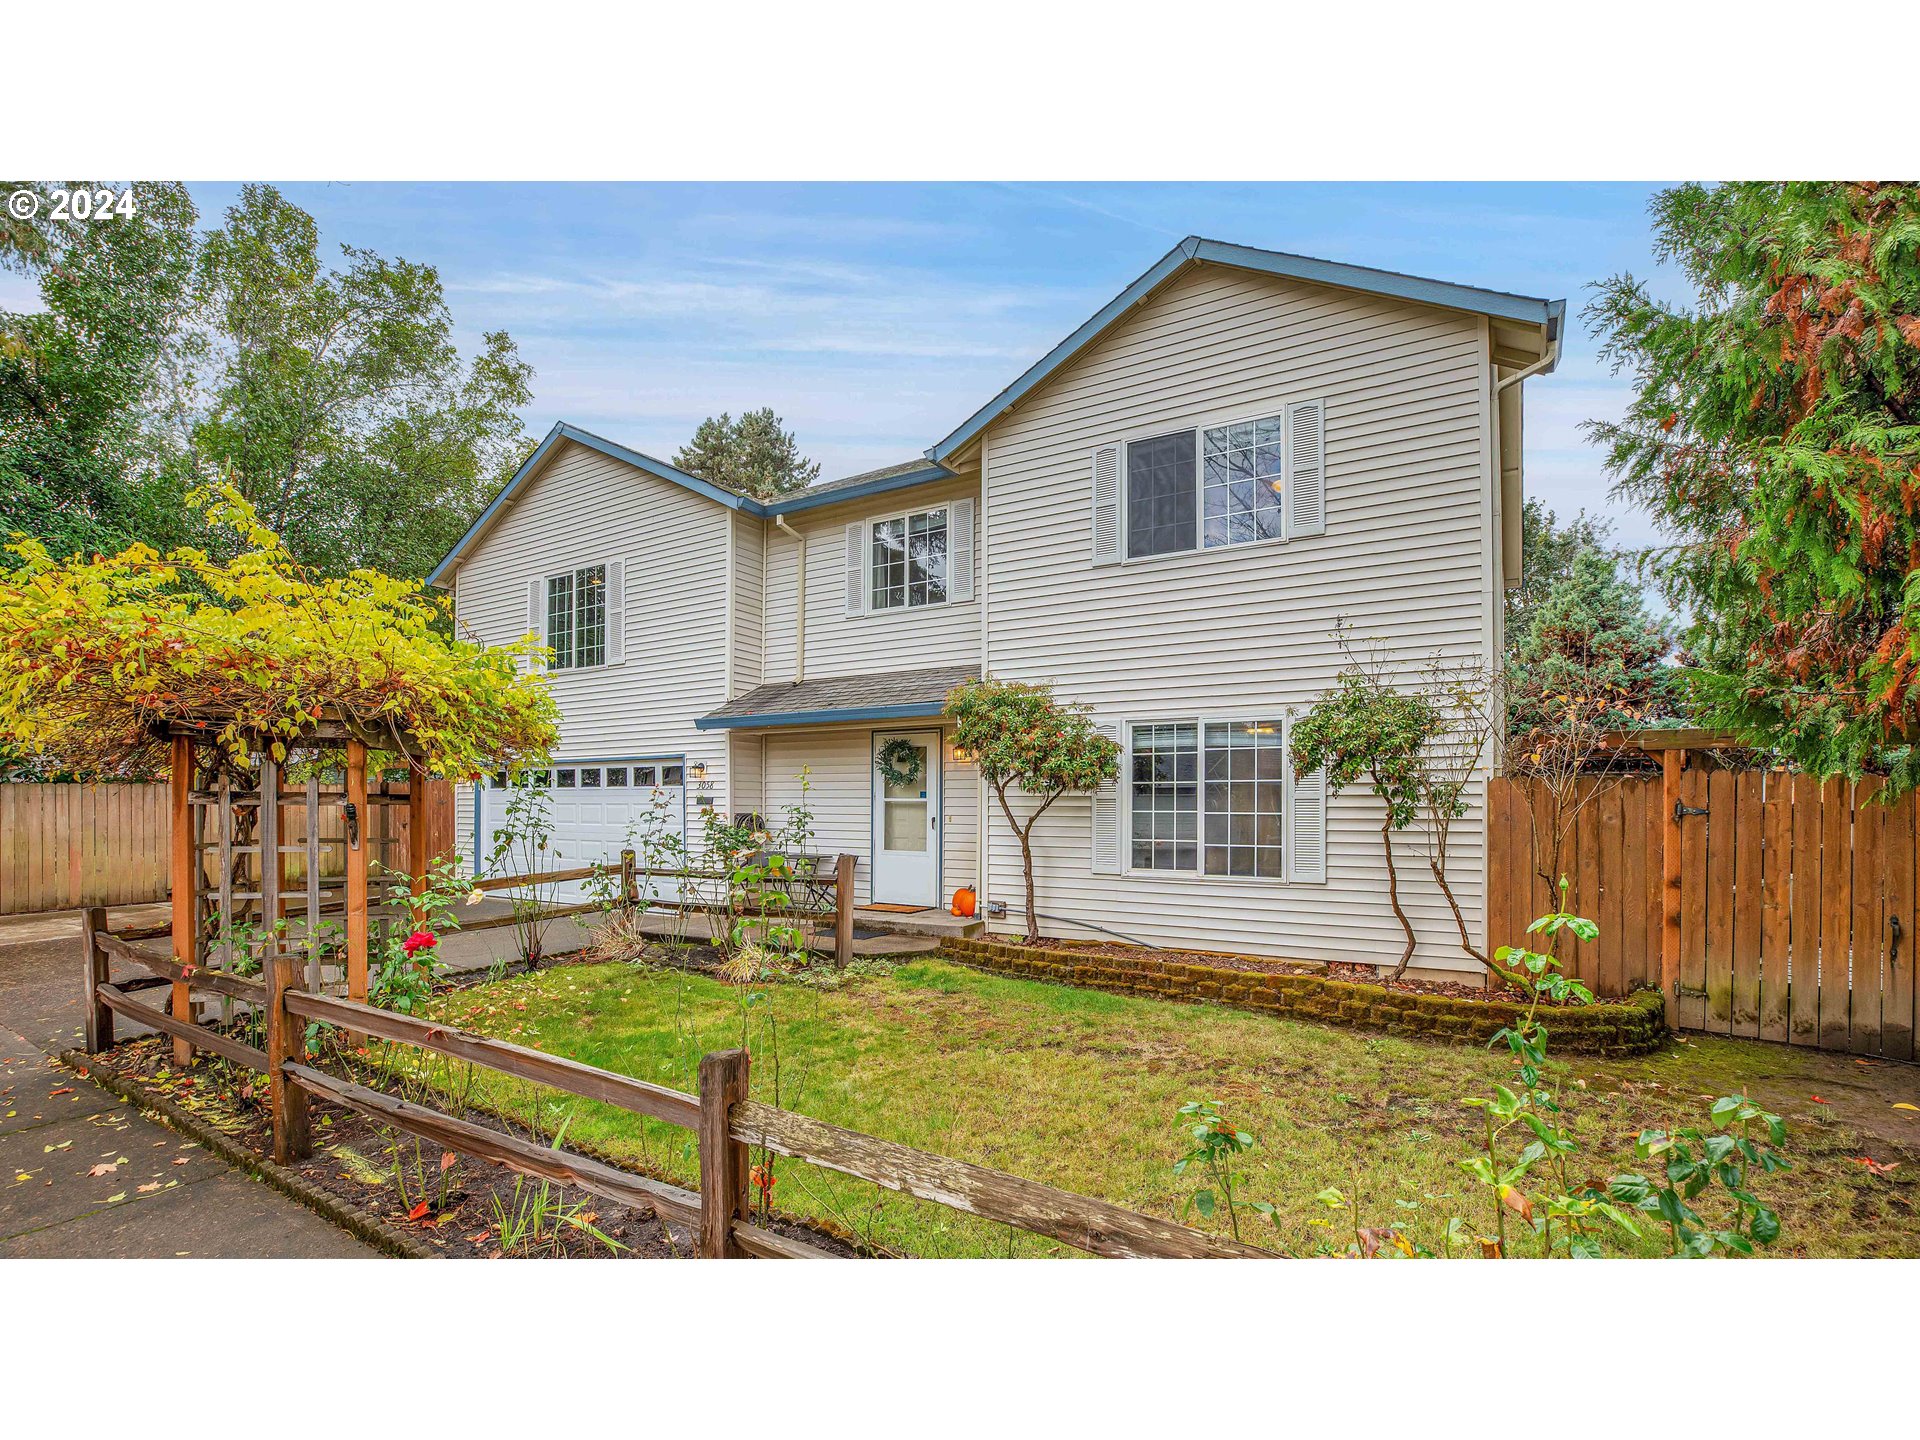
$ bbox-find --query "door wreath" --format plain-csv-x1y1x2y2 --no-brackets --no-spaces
875,737,926,790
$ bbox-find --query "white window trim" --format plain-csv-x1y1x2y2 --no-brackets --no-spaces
1119,712,1315,885
863,503,957,614
1114,398,1325,567
541,562,612,673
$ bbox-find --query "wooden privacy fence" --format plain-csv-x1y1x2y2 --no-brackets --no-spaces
1488,767,1919,1063
0,777,455,917
77,907,1267,1259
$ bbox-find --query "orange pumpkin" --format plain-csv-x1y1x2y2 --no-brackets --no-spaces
951,887,977,918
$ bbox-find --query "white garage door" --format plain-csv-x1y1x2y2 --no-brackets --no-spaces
478,759,686,902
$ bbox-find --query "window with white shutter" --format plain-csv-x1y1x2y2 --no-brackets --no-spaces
949,497,974,602
604,558,625,665
1090,443,1121,565
1284,717,1328,884
1285,398,1326,539
524,577,545,672
843,521,866,616
1089,721,1123,875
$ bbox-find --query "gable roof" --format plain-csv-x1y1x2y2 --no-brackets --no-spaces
427,421,756,586
925,235,1565,467
430,237,1564,585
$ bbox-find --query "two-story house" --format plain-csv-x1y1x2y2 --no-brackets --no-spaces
429,236,1563,974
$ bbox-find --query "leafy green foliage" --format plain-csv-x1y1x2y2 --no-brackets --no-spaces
3,181,533,583
672,407,820,499
1290,667,1444,830
1289,663,1446,976
1608,1095,1789,1257
1172,1098,1261,1242
0,181,202,561
0,481,557,778
1588,182,1920,791
946,677,1121,944
192,184,534,579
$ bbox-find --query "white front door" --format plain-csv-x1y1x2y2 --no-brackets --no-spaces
870,730,939,907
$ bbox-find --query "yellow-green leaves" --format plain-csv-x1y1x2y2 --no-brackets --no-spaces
0,481,557,776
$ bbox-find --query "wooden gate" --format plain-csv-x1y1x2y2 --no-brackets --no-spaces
1488,770,1917,1063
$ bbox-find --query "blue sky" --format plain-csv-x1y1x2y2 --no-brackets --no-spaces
18,182,1686,547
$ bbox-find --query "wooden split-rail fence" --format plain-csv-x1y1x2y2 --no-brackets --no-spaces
1488,759,1919,1063
77,906,1269,1260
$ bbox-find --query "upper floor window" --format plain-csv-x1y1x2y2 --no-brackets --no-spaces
547,564,606,669
871,506,948,609
1096,400,1323,565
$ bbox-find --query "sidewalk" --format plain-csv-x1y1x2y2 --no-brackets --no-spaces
0,906,375,1258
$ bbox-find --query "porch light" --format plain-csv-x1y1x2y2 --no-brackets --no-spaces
690,761,708,782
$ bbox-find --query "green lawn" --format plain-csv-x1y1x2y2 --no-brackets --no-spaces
415,957,1920,1258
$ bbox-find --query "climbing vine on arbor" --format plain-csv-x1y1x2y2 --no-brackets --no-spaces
0,481,558,778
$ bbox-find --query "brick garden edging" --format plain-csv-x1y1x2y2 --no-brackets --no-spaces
939,938,1669,1057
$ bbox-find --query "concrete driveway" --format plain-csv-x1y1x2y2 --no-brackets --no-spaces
0,906,375,1258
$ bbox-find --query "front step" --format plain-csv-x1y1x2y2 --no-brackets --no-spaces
853,908,986,941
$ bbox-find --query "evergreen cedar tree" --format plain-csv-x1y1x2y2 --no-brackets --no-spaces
1288,670,1444,979
673,408,822,500
0,482,558,781
2,181,535,581
945,678,1120,946
1588,181,1920,795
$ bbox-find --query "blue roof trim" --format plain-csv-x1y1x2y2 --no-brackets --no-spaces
428,421,756,587
764,464,958,516
926,235,1564,465
694,701,947,731
927,238,1199,467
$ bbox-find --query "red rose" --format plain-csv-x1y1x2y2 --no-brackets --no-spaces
402,929,438,956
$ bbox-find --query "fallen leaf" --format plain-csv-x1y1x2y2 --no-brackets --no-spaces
106,1191,126,1203
1894,1102,1919,1112
1854,1156,1901,1177
1809,1095,1828,1104
172,1157,189,1166
49,1087,73,1097
137,1181,163,1193
87,1163,119,1177
439,1151,457,1172
408,1200,430,1222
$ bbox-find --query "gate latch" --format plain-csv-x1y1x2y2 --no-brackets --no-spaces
344,801,360,850
1673,801,1709,823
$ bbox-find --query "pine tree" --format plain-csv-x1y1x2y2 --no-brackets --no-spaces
673,407,820,499
1506,497,1614,648
1587,182,1920,791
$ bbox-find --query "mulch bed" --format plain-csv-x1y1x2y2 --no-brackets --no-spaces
1324,961,1525,1003
98,1030,860,1259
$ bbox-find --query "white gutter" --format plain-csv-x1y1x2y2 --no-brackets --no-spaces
773,514,806,683
1496,320,1562,393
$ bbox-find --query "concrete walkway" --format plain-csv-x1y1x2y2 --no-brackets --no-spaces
0,906,375,1258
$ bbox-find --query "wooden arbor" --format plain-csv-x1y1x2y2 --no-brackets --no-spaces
162,716,446,1074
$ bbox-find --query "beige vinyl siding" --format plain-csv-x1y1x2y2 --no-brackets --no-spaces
760,723,976,906
980,263,1493,971
761,476,981,682
448,438,738,853
730,511,765,695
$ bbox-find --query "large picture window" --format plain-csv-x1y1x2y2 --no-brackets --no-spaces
546,564,606,669
871,506,949,609
1130,718,1286,877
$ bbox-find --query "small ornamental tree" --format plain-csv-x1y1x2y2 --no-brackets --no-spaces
0,481,558,778
1289,666,1445,979
945,677,1120,946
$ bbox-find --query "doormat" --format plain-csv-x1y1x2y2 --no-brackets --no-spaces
860,904,931,915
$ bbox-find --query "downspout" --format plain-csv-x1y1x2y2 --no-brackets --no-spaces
1495,317,1561,394
773,514,805,683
